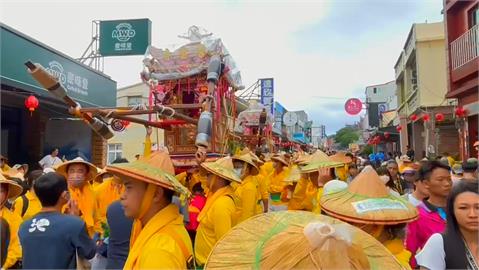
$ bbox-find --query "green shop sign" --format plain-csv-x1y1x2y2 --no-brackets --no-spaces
0,23,117,107
99,19,151,56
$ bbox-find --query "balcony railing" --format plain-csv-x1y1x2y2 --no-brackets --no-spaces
451,24,479,70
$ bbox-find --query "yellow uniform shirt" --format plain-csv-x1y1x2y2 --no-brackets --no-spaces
65,184,102,237
195,186,236,265
94,179,123,225
124,204,193,269
268,167,290,194
233,175,260,223
12,191,42,221
0,207,22,269
312,187,324,214
384,239,412,270
288,177,309,210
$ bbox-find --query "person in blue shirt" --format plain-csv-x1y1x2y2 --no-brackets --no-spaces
18,172,96,269
105,200,133,269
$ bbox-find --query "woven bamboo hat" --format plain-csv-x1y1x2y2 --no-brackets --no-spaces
232,149,260,175
320,166,418,225
56,157,98,181
271,154,289,166
2,169,25,181
201,156,242,183
205,211,403,270
330,152,353,164
284,165,302,183
294,151,311,165
299,150,345,173
0,173,23,199
107,151,190,196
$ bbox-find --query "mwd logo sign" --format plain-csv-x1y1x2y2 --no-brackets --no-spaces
112,23,136,42
100,19,151,56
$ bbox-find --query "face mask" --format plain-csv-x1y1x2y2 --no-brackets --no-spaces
68,175,86,188
234,168,243,177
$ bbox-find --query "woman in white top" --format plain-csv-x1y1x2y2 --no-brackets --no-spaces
38,148,61,169
416,181,478,270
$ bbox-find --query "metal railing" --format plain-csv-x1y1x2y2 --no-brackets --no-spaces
451,24,479,70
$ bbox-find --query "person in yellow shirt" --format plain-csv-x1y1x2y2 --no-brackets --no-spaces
94,169,124,226
257,156,273,213
107,150,193,269
12,170,43,220
268,154,290,211
320,166,418,269
56,157,102,238
0,173,23,269
195,157,242,266
232,150,261,223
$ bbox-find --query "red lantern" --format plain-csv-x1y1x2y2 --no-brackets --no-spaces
24,95,39,115
410,114,418,121
435,113,445,122
384,132,390,139
396,126,402,132
455,107,468,118
423,114,430,122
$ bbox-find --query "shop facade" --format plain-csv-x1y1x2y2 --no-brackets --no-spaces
1,23,116,169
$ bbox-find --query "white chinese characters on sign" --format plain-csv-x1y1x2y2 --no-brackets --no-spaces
46,61,89,96
112,23,135,52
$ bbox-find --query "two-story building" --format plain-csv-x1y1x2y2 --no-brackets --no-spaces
394,22,458,159
108,82,165,163
444,0,478,159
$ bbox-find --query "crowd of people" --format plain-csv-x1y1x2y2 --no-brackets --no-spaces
0,135,478,269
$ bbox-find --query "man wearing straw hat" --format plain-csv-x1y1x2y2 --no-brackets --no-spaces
268,153,291,211
290,150,344,213
232,149,261,223
56,157,102,238
320,166,418,269
0,173,23,269
107,150,193,269
194,156,242,267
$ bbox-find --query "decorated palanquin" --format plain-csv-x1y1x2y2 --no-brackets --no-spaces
140,26,247,171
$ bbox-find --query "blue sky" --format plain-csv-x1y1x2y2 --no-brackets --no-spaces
1,0,444,135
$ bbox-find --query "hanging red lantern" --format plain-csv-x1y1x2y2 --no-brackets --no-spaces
396,126,402,132
384,132,390,139
410,114,418,121
24,95,39,115
455,107,468,118
435,113,445,122
423,114,430,122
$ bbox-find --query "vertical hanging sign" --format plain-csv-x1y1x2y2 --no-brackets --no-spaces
260,78,274,114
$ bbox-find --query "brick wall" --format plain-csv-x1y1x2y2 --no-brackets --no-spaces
91,132,106,168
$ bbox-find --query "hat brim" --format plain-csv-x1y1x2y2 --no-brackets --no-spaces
320,189,418,225
205,211,404,269
271,156,288,166
56,160,97,181
232,156,259,175
201,162,242,183
106,162,190,196
0,179,23,199
300,161,345,173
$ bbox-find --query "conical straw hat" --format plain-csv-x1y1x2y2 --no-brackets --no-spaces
284,165,302,183
299,150,345,173
2,169,25,181
107,151,190,196
205,211,403,270
201,156,242,183
56,157,98,181
320,166,418,225
232,149,260,175
330,152,353,164
0,173,23,199
271,154,289,166
294,152,311,165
